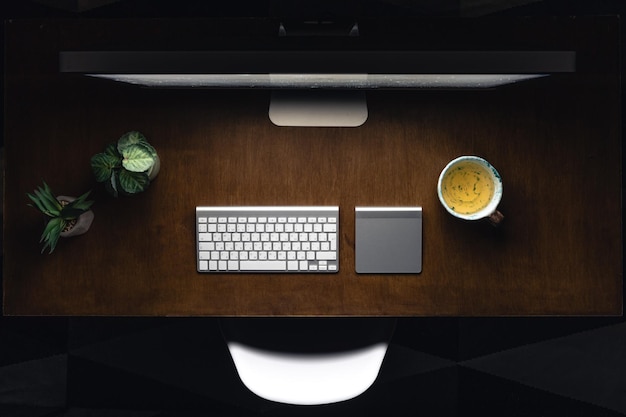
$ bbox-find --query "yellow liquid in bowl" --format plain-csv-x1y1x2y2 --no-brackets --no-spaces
441,161,495,215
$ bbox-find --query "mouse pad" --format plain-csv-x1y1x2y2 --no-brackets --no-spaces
355,207,422,274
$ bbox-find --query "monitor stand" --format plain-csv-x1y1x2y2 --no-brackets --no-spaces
269,90,368,127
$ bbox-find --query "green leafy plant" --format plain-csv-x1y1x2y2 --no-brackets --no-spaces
27,182,94,254
90,131,159,197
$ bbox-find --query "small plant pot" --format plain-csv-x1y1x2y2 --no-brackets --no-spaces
57,195,95,237
147,153,161,181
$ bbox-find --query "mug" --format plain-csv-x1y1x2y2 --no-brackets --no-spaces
437,155,504,226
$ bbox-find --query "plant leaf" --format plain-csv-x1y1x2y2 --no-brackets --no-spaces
117,131,147,154
67,190,94,211
40,183,63,211
136,141,158,158
121,145,155,173
105,171,120,197
91,153,120,182
35,189,60,214
41,217,64,254
27,182,61,217
104,142,121,158
119,169,150,194
72,190,93,205
27,192,52,215
29,183,62,217
42,182,53,196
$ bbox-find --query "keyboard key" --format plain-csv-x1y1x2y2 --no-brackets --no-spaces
199,242,213,251
316,251,337,260
240,260,287,271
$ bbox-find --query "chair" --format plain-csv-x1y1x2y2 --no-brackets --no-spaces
219,317,396,405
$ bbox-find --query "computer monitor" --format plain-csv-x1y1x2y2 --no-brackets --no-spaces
60,50,574,127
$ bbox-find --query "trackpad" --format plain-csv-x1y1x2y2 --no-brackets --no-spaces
355,207,422,274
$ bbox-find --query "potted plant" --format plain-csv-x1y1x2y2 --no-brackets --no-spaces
27,182,95,254
90,131,160,197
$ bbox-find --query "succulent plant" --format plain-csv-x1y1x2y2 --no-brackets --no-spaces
27,182,94,254
90,131,159,197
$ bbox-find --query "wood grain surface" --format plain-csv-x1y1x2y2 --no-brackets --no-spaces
2,18,621,316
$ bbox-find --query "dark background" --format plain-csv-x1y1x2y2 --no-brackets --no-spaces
1,1,625,416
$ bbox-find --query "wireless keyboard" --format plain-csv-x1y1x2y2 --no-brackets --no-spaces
196,206,339,273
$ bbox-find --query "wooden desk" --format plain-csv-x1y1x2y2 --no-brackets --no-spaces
3,18,622,316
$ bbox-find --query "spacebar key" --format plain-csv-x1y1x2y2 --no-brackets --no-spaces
239,261,287,271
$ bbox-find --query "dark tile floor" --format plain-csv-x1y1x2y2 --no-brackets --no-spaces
1,313,625,416
2,1,625,416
